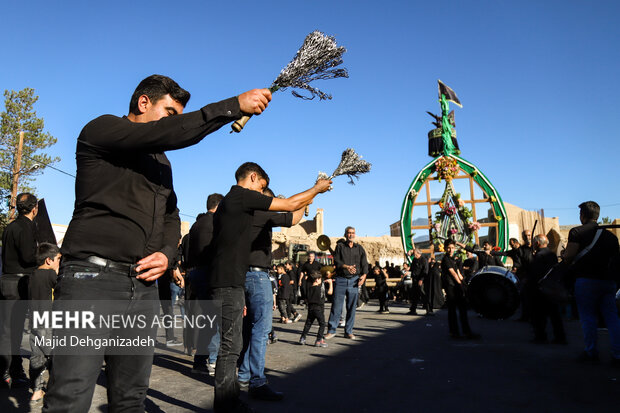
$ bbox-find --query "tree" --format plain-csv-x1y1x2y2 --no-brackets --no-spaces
0,88,59,227
601,216,612,224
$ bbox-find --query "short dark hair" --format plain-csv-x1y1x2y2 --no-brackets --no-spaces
16,193,37,215
579,201,600,221
309,271,322,281
36,242,60,266
276,263,286,271
285,260,294,267
344,226,355,235
129,74,190,114
235,162,270,186
509,238,519,244
206,193,224,211
263,187,275,198
444,239,455,249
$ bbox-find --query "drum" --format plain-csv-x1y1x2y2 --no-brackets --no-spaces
467,265,520,320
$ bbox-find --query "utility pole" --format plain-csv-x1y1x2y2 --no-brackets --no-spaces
8,130,24,222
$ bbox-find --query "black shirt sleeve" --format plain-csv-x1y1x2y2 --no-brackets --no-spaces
160,189,181,266
242,189,273,212
80,97,242,153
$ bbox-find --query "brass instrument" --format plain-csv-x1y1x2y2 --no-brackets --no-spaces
316,234,331,252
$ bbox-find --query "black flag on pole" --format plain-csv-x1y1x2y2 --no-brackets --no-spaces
34,198,57,245
438,80,462,107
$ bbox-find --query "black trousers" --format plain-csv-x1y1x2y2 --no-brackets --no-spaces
301,304,326,340
157,272,175,341
43,262,158,413
209,286,245,413
445,283,472,336
377,285,389,311
0,273,29,378
531,288,566,341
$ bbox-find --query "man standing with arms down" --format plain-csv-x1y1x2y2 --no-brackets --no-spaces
206,162,331,413
44,74,272,412
0,193,38,387
325,226,368,340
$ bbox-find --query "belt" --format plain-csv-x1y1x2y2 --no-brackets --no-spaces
248,266,270,273
1,273,29,278
338,274,360,280
63,256,136,276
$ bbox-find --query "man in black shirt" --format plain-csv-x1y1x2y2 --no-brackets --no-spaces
441,239,479,339
44,75,273,413
0,192,38,387
188,193,223,373
324,226,368,340
299,251,322,302
563,201,620,363
528,235,565,344
206,162,330,413
238,188,304,401
408,249,429,315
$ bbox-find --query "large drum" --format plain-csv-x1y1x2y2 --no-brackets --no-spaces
467,265,520,319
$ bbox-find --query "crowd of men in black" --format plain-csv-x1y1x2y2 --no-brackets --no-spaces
1,73,619,413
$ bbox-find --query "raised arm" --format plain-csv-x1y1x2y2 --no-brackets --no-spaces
269,179,332,212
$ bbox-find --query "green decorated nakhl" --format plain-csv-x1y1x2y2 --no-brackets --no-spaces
400,80,509,260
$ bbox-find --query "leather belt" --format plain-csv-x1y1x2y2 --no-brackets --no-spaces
248,266,270,273
63,256,136,276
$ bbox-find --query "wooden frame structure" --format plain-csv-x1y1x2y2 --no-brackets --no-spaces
400,155,509,258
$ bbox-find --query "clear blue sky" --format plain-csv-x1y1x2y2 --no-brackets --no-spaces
2,1,620,237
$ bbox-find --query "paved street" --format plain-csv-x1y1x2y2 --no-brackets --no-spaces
2,300,619,412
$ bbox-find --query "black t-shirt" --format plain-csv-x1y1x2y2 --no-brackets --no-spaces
277,272,290,299
206,185,272,288
29,268,58,314
300,260,322,278
441,255,458,287
187,212,215,269
569,222,620,280
249,211,293,268
306,282,325,305
374,271,388,288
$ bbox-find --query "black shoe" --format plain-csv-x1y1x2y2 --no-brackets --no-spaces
407,310,418,315
191,364,209,375
249,384,284,401
238,380,249,390
9,370,29,387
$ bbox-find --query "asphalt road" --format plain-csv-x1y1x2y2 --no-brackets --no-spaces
2,300,619,412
